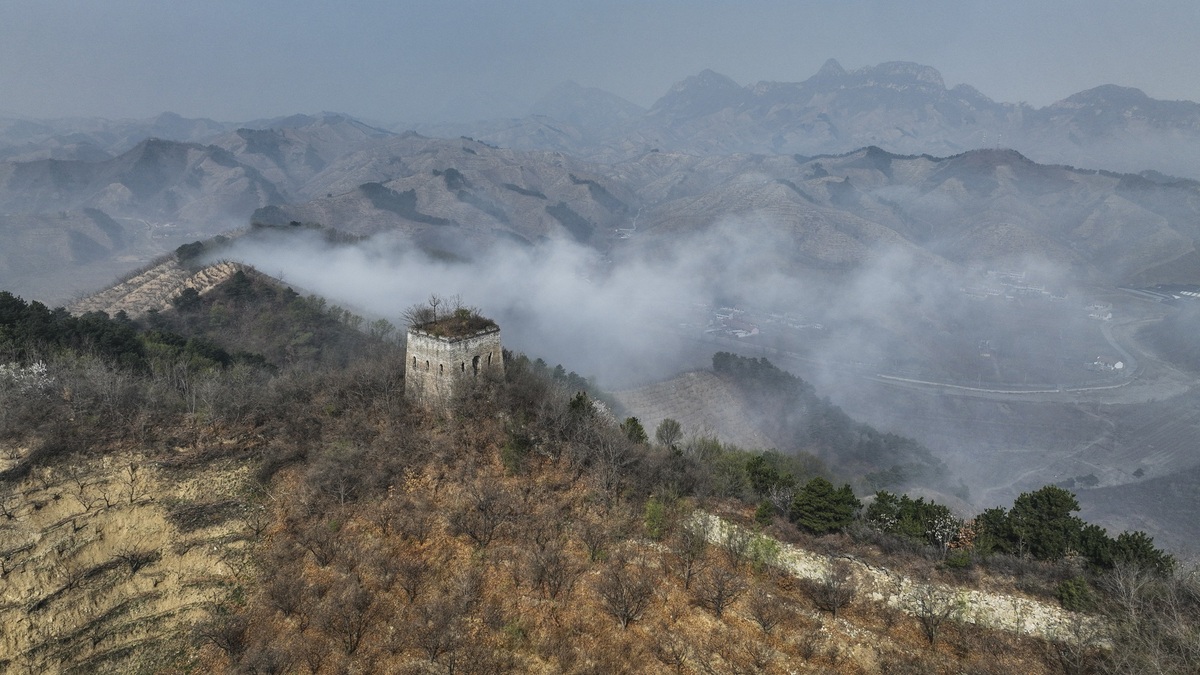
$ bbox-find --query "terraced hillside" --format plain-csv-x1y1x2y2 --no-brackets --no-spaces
68,259,246,318
0,443,260,673
613,370,773,449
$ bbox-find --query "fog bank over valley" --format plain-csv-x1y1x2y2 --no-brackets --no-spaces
210,218,1200,558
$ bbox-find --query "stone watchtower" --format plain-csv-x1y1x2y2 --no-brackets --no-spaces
404,311,504,410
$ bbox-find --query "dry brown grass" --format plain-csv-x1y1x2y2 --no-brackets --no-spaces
195,421,1067,675
0,438,261,673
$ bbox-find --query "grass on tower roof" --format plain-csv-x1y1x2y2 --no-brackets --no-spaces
414,309,498,338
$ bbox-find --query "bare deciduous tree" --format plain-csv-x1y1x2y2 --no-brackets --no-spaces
909,582,960,647
193,612,248,660
694,566,748,619
650,620,692,674
114,542,160,576
575,515,613,563
0,493,18,521
595,553,655,629
64,463,105,513
319,575,379,655
671,517,710,590
266,573,304,617
448,479,514,548
747,585,791,634
526,538,580,600
767,483,796,516
720,523,752,567
1099,565,1200,674
409,589,468,664
397,550,433,603
297,520,340,567
810,560,857,619
119,458,143,504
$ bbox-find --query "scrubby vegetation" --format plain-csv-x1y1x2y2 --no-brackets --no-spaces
0,280,1195,673
402,294,499,338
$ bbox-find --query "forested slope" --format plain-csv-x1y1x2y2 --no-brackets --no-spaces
0,277,1193,673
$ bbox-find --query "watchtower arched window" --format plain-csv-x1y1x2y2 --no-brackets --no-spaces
472,355,480,375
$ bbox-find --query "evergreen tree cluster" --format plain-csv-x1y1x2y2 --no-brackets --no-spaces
865,490,959,549
0,291,146,369
973,485,1174,574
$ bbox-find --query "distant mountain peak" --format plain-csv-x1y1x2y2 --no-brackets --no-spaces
662,69,738,93
530,81,645,133
650,69,746,119
1056,84,1151,109
859,61,945,88
815,58,847,79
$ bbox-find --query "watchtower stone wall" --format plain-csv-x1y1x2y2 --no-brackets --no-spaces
404,325,503,410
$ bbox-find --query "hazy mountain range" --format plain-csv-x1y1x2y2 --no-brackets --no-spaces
5,60,1200,304
421,59,1200,179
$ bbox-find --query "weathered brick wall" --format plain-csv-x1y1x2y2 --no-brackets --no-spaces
404,327,503,409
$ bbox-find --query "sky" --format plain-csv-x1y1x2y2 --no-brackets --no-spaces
2,0,1198,124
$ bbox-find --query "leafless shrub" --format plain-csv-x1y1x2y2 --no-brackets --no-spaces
237,643,294,675
299,635,327,673
595,553,655,629
394,494,435,544
525,537,580,600
64,462,106,513
410,588,468,664
1050,615,1105,675
244,503,271,539
694,565,748,619
809,560,857,619
193,611,248,659
767,483,796,516
397,550,433,603
296,519,340,567
825,643,844,668
909,582,961,647
748,585,791,634
797,624,824,660
114,543,161,575
119,458,144,504
266,573,304,617
448,479,514,548
0,493,19,520
1098,564,1200,674
720,523,752,567
319,574,378,655
694,626,769,675
671,517,710,590
741,639,775,672
650,620,692,673
575,515,613,563
304,444,366,506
